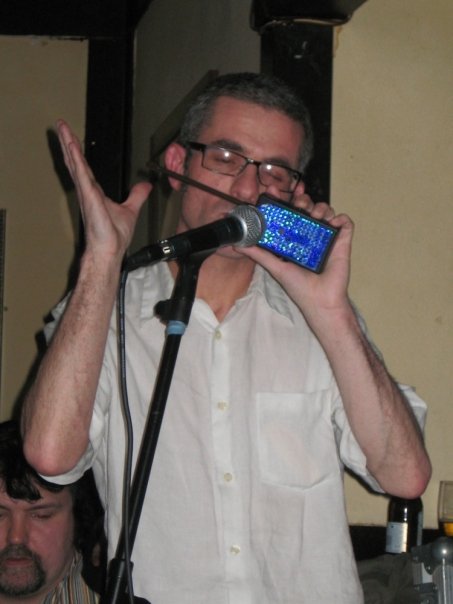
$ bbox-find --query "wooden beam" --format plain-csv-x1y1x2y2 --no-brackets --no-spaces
85,35,134,202
261,22,333,202
0,0,150,207
251,0,368,30
254,0,368,202
0,0,153,37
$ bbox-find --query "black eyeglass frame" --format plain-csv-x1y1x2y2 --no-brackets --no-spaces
186,141,302,194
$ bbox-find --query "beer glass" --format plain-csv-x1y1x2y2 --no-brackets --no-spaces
438,481,453,537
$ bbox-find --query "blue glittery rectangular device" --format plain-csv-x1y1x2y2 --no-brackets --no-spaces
256,195,338,274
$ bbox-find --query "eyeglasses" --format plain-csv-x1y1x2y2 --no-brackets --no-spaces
187,142,302,194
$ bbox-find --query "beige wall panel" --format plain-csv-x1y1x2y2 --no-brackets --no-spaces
332,0,453,527
0,36,87,419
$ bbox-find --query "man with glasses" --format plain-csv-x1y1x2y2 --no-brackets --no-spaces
22,72,430,603
185,141,303,194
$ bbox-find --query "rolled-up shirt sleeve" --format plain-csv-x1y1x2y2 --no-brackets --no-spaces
332,383,427,492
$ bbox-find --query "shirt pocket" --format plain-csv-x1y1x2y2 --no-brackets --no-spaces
257,391,339,489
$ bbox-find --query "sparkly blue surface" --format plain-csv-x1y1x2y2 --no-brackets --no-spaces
257,202,337,272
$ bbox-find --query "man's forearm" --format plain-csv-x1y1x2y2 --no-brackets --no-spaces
313,303,431,497
22,253,121,476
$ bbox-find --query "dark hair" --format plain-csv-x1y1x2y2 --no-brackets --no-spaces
0,420,104,558
178,72,314,173
0,420,63,500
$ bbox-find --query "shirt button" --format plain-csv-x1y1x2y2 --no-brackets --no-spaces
214,329,222,340
217,401,228,411
230,545,241,555
223,472,233,482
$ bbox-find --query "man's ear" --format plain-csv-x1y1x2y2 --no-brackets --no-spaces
164,143,187,191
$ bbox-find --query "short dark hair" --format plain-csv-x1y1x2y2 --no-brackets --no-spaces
178,72,314,173
0,420,63,500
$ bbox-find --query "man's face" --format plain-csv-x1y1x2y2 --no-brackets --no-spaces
0,482,75,599
167,96,306,247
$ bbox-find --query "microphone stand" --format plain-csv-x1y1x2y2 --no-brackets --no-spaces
101,251,210,604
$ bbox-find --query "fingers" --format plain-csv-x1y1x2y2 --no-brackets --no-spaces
57,120,98,196
56,120,117,236
124,182,153,215
292,192,336,223
52,119,153,261
57,119,82,178
330,212,354,236
292,192,315,214
69,140,100,205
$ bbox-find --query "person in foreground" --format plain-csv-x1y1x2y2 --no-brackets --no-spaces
0,420,100,603
21,72,431,603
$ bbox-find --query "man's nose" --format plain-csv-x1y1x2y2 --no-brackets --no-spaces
7,515,28,545
229,163,261,203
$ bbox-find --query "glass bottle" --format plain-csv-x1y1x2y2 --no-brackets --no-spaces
385,496,423,554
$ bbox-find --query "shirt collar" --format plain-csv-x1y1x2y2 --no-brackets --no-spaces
43,551,99,604
247,265,295,320
138,263,175,322
136,262,295,323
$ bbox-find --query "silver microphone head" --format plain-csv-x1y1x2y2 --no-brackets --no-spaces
230,204,265,247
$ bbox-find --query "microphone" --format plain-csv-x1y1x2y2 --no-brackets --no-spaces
124,204,264,271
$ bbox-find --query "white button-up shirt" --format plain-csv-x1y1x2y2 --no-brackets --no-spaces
48,263,427,604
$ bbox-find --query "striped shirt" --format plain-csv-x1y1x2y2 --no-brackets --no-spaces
43,552,99,604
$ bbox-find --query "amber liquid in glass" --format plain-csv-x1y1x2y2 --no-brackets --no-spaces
440,520,453,537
